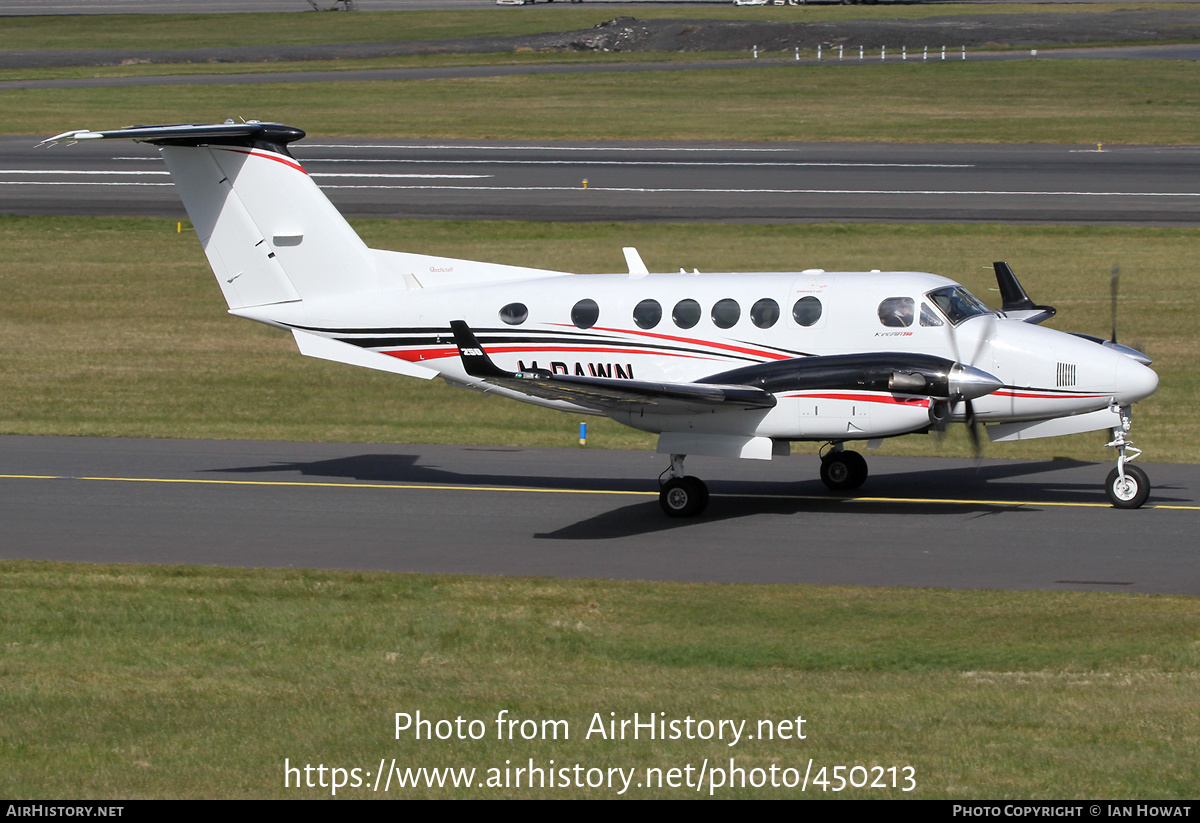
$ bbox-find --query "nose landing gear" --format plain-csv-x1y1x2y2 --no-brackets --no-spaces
1105,404,1150,509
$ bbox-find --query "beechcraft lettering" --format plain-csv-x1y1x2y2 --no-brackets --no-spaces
43,121,1159,517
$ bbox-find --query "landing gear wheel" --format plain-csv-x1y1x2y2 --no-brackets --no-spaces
659,476,709,518
820,450,868,491
1106,465,1150,509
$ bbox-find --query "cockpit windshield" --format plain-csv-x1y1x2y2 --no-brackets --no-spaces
926,285,991,326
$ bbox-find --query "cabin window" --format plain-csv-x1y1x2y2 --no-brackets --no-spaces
633,298,662,330
878,297,915,328
919,302,944,327
499,302,528,325
711,298,740,329
751,298,780,329
792,296,822,327
672,299,701,329
571,298,600,329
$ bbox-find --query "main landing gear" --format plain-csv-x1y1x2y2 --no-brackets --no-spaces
1105,404,1150,509
659,454,709,518
819,444,868,492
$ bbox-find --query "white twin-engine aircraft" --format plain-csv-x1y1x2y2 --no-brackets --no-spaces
45,121,1160,517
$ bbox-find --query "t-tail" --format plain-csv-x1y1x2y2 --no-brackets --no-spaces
43,120,569,378
43,120,567,313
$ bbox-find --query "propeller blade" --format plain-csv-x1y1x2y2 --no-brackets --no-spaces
1110,262,1121,344
967,311,996,368
964,399,984,459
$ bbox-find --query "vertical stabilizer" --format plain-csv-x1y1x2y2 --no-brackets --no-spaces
44,122,384,310
162,141,383,309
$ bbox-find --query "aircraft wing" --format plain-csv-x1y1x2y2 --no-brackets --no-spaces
449,321,776,413
450,321,1002,415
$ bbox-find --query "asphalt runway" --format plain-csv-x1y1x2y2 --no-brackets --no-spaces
7,135,1200,224
1,435,1196,594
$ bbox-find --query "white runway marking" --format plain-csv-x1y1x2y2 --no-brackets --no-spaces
0,169,170,175
312,144,830,153
5,172,1197,198
311,173,493,179
0,169,492,180
0,181,175,186
302,157,974,169
314,183,1200,198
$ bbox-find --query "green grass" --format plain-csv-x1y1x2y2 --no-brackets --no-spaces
0,216,1195,462
1,561,1197,798
2,6,1192,52
7,61,1200,145
0,49,742,84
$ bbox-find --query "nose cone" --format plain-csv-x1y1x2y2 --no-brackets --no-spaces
949,363,1004,400
1114,355,1159,405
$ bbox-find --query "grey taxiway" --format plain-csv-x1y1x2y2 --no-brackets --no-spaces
2,436,1196,594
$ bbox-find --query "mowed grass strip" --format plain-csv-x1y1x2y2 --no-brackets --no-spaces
1,560,1197,799
5,61,1200,144
1,5,1186,52
0,216,1195,461
0,50,739,84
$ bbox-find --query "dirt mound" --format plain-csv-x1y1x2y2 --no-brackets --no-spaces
10,9,1200,70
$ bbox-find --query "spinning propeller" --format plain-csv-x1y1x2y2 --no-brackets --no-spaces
944,316,992,458
937,277,1009,459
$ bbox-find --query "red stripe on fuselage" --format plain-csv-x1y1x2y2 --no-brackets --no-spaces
994,390,1109,401
782,392,931,407
382,345,724,364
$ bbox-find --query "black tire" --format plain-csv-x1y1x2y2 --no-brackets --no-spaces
659,476,709,518
819,450,868,491
1106,465,1150,509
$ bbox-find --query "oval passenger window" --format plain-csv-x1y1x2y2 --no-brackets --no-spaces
571,298,600,329
711,298,740,329
792,296,822,327
672,299,701,329
633,299,662,330
499,302,528,325
751,298,780,329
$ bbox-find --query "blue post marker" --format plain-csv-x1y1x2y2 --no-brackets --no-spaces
578,422,587,446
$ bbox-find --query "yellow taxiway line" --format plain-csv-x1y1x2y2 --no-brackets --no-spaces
2,473,1198,511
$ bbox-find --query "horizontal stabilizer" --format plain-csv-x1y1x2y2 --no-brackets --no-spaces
42,121,305,149
293,330,437,380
